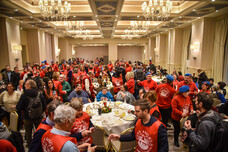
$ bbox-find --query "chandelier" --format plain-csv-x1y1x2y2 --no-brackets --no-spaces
130,21,150,32
74,30,94,40
64,21,85,31
141,0,172,21
38,0,71,21
121,29,139,40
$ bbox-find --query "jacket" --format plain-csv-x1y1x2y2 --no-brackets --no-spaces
187,110,223,152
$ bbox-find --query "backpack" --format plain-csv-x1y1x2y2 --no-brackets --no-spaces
27,92,43,120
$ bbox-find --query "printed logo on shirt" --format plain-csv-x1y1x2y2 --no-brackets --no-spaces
159,87,170,98
42,137,54,152
136,130,153,152
72,120,88,133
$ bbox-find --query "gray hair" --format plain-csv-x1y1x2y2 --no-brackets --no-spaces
59,74,66,78
26,79,37,89
54,105,76,124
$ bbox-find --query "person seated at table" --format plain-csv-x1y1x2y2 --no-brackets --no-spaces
68,84,91,104
125,72,135,95
137,72,157,92
96,87,114,101
112,69,123,94
144,91,161,120
115,85,136,104
108,99,168,152
70,98,95,145
41,104,96,152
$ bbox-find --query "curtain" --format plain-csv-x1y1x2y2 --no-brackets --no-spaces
212,18,228,83
45,33,53,63
223,34,228,84
181,28,191,74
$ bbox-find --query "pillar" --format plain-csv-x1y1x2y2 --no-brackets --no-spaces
108,42,117,63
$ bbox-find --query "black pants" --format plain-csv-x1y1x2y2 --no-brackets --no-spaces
159,107,172,127
172,119,180,142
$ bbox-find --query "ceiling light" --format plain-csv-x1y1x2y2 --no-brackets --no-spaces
39,20,42,22
171,20,174,22
14,9,18,11
9,17,13,19
193,9,196,11
115,15,118,17
73,16,76,18
30,16,33,18
212,0,215,2
179,16,182,18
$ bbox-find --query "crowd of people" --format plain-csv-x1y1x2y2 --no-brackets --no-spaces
0,57,227,152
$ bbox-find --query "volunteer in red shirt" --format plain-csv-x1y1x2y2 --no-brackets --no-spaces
171,85,193,147
70,98,95,145
41,104,96,152
108,61,113,72
178,73,198,100
29,100,62,152
52,72,67,102
125,62,132,74
40,66,46,78
20,67,28,80
51,61,59,72
145,91,161,120
82,71,95,98
172,74,180,90
112,69,123,94
178,71,184,82
108,99,168,152
199,81,211,94
137,72,157,92
156,75,177,127
125,71,135,94
73,67,81,87
93,63,100,78
44,60,49,66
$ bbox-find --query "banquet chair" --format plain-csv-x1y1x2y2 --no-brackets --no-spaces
111,127,136,152
10,111,18,132
91,125,110,152
179,117,189,152
213,98,221,107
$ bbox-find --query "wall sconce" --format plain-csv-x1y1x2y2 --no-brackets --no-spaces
11,44,22,59
72,50,75,56
190,42,200,60
56,48,60,57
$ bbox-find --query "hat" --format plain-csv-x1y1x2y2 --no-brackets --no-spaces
44,60,47,62
42,66,46,70
41,61,44,64
185,73,192,77
51,61,54,63
203,81,211,85
146,72,152,76
179,85,190,93
166,75,174,81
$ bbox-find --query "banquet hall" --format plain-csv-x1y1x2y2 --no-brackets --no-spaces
0,0,228,152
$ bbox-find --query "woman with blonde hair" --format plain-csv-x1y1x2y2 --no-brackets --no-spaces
52,72,66,102
125,72,135,94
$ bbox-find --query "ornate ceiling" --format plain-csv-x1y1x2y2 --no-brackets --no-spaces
0,0,228,39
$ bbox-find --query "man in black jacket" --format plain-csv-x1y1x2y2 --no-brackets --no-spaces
185,92,223,152
16,79,46,147
11,67,20,89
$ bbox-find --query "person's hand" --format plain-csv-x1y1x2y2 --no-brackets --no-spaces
90,127,95,133
194,91,198,95
184,120,192,130
137,80,140,84
108,134,120,141
182,113,187,118
101,97,104,100
190,110,195,115
78,143,90,152
82,130,93,137
88,144,97,152
114,95,117,99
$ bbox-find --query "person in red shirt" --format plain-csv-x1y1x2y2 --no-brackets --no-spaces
107,61,113,72
51,61,59,72
93,63,100,78
145,91,161,120
137,72,157,92
40,66,46,78
70,98,95,145
20,67,28,80
82,72,95,99
52,72,66,102
125,62,132,74
178,73,198,100
171,85,193,147
172,74,180,90
44,60,49,66
125,71,135,94
199,81,211,94
0,139,17,152
156,75,177,127
178,71,184,82
73,67,81,87
112,69,123,94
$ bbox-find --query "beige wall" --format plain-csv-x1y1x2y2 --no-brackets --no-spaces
76,46,108,61
118,46,142,62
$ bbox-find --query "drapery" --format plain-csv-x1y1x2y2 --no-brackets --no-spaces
212,18,228,83
223,33,228,84
181,28,191,74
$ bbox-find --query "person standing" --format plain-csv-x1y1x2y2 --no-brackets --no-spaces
137,72,157,92
156,75,177,127
11,67,20,89
59,74,71,103
16,79,46,147
108,99,168,152
2,65,12,84
171,85,193,147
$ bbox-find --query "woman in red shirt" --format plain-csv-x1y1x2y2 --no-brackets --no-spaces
44,79,60,104
171,85,193,147
112,69,123,94
52,72,66,102
125,72,135,94
199,81,211,94
145,91,161,120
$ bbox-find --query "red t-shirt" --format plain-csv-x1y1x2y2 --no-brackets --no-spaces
138,80,157,92
112,76,123,93
178,81,198,100
156,83,177,109
108,64,113,72
125,78,135,94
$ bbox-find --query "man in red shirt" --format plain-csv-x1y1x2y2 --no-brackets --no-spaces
156,75,177,127
107,61,113,72
40,66,46,78
178,73,198,100
137,72,157,92
51,61,59,72
93,63,100,78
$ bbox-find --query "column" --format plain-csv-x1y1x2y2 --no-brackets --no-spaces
149,37,156,64
155,34,167,67
108,42,117,63
58,38,72,61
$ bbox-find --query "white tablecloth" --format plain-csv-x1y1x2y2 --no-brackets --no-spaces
83,102,135,135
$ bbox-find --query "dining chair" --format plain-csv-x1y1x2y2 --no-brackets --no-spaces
111,127,136,152
91,125,110,152
10,111,18,132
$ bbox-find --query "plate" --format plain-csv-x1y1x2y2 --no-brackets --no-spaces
115,101,123,105
123,116,135,121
